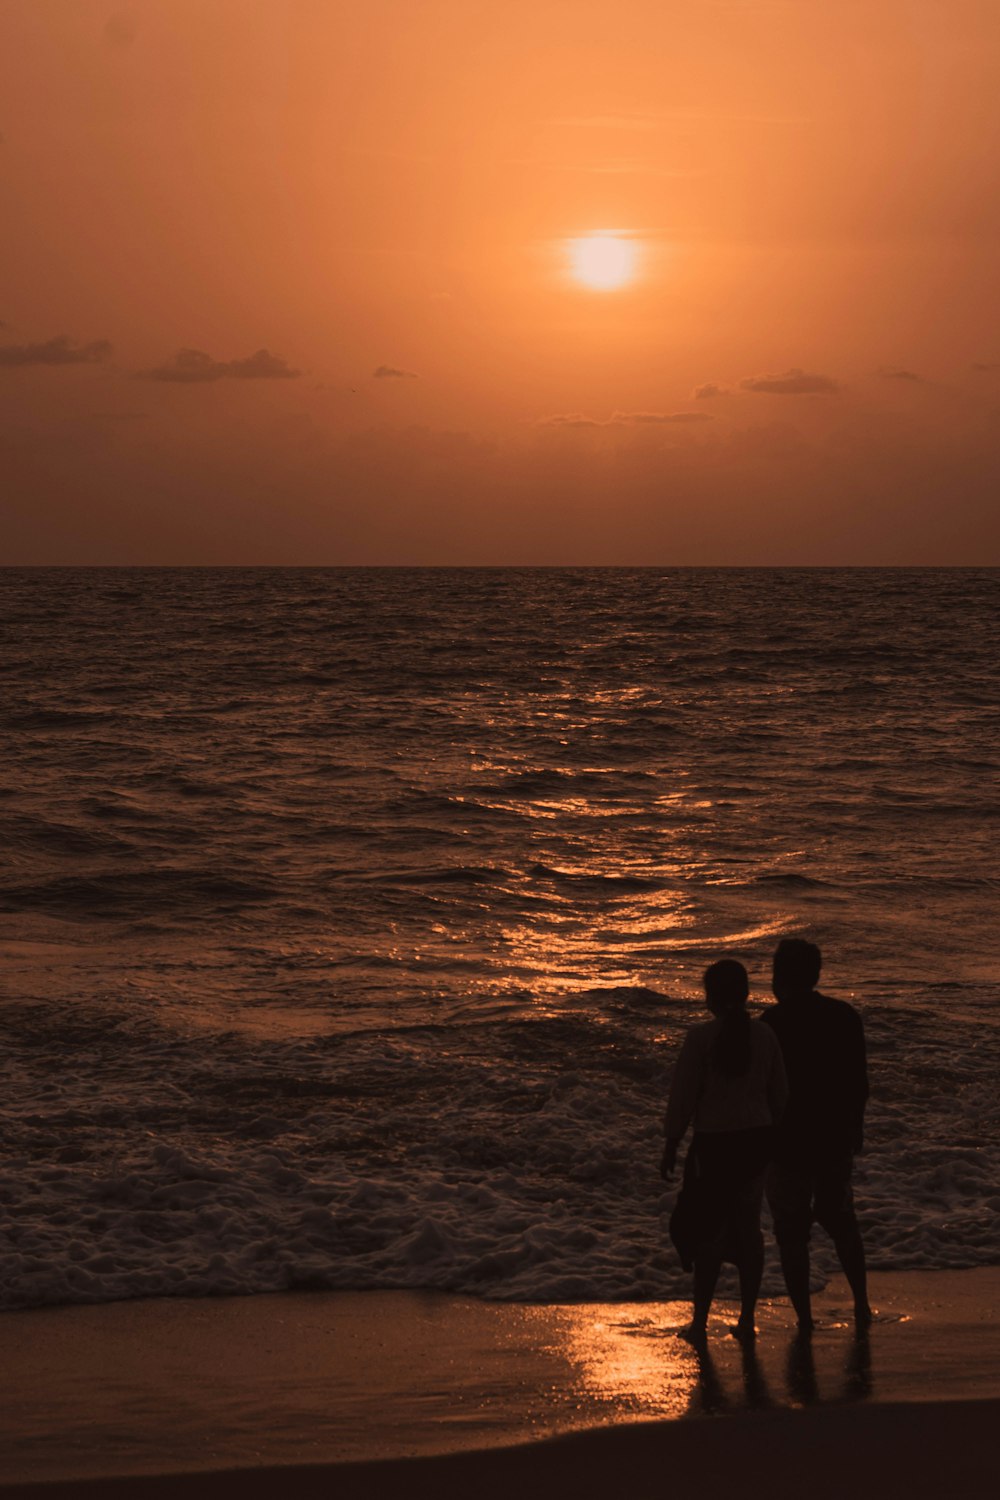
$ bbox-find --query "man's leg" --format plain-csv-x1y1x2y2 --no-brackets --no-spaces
833,1220,870,1320
767,1162,815,1331
815,1156,872,1328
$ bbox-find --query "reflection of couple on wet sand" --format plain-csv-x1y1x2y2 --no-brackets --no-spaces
661,938,871,1342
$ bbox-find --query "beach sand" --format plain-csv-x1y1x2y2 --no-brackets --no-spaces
1,1268,997,1497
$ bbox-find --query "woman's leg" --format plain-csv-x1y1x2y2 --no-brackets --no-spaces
732,1172,766,1336
678,1135,724,1339
735,1229,764,1333
691,1241,725,1336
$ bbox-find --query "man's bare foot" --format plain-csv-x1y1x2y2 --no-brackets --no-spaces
795,1318,816,1337
675,1322,708,1345
730,1318,756,1341
854,1303,874,1331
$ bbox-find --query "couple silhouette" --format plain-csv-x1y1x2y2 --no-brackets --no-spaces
661,938,871,1342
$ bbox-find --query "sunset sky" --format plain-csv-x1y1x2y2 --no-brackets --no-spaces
2,0,999,563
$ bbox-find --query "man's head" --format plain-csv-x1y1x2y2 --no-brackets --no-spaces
772,938,822,1001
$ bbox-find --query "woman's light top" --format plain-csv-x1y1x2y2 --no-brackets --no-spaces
665,1018,788,1138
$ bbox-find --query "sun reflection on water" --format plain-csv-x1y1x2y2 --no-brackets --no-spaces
526,1303,697,1419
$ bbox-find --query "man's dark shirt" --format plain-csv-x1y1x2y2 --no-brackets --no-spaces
760,991,868,1163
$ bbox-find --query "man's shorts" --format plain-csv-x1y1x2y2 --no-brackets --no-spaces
766,1150,859,1246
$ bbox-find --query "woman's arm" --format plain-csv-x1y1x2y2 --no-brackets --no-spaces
661,1029,703,1176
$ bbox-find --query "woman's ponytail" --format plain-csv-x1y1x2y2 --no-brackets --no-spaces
712,1005,752,1078
703,958,753,1077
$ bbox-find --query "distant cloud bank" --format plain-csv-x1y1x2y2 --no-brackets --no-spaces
373,365,418,379
740,367,840,395
0,335,112,367
540,410,714,428
139,348,300,383
611,410,713,425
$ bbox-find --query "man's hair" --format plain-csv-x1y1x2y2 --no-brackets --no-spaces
773,938,822,990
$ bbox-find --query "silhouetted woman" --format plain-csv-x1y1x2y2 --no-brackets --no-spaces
661,959,788,1342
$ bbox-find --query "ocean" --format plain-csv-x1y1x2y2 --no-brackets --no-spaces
1,567,997,1310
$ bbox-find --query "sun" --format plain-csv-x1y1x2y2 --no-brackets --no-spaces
567,233,637,291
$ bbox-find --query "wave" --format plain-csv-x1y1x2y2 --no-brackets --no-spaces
529,863,670,893
0,868,276,919
1,1000,997,1313
380,865,513,887
3,708,121,731
0,816,131,856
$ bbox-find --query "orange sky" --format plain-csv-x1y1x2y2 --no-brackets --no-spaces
2,0,999,563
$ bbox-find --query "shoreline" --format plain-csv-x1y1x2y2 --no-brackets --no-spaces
0,1266,997,1489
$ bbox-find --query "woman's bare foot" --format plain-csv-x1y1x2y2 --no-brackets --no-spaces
854,1302,874,1331
676,1322,708,1345
730,1318,756,1341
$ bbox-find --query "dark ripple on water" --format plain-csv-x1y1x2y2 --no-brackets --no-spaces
2,566,997,998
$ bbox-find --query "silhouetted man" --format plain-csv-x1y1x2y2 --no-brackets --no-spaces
761,939,872,1332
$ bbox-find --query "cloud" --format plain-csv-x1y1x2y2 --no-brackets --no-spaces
879,367,922,382
539,411,714,429
588,161,692,179
0,335,112,367
524,156,695,179
227,349,300,380
103,14,137,48
694,382,727,399
610,411,714,425
139,348,300,383
538,413,603,428
546,109,809,130
547,113,665,131
373,365,418,380
739,367,840,396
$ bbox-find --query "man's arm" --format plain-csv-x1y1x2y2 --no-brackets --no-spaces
845,1006,869,1153
766,1030,789,1123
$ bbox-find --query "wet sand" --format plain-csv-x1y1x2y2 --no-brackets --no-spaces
3,1400,994,1500
1,1268,997,1495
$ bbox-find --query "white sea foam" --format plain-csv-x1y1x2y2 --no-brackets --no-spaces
1,993,997,1312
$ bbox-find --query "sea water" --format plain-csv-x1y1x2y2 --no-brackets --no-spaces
1,567,997,1309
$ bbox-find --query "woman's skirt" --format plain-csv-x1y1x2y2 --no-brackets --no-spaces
669,1126,773,1271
